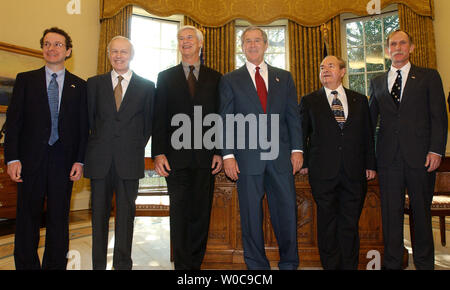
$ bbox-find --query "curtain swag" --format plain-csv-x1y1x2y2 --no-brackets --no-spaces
100,0,433,27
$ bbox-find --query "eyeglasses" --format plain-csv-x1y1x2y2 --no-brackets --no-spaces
43,42,65,49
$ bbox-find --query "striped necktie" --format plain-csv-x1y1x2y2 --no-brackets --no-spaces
48,73,59,145
331,90,345,129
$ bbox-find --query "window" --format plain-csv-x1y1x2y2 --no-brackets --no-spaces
342,11,399,95
129,9,182,157
130,14,180,84
235,21,288,70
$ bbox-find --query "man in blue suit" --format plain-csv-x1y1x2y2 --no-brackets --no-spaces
219,26,303,270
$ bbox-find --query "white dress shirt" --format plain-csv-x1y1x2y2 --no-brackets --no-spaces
245,60,269,91
223,61,301,160
111,69,133,98
324,84,348,119
387,62,411,101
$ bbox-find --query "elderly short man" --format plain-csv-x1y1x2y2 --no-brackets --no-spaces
299,55,376,269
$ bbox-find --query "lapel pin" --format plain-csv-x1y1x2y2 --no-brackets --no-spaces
411,75,416,79
275,77,280,82
71,84,76,88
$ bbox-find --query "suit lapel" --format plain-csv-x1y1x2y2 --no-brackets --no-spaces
382,70,397,109
59,70,72,124
266,65,277,113
343,88,356,128
399,65,417,109
37,67,52,125
237,65,264,114
195,65,206,96
119,72,138,113
102,72,117,112
175,63,193,104
317,87,341,129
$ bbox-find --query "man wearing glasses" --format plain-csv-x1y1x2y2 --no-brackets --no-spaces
4,27,88,269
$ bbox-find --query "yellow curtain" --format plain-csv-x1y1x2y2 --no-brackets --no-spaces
288,16,341,101
97,5,133,74
100,0,433,27
184,17,235,75
398,4,437,69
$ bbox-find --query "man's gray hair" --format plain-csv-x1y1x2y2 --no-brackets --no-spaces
178,25,204,43
107,35,135,58
240,26,268,48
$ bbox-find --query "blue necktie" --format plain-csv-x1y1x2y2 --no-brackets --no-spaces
48,73,59,145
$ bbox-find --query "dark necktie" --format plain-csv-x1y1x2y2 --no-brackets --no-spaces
331,90,345,129
255,66,267,113
48,73,59,145
114,75,124,111
187,65,196,99
391,70,402,107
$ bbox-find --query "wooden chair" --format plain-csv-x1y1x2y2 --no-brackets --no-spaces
405,171,450,247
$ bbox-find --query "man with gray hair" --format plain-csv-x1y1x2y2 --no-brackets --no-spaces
152,25,222,269
84,35,155,270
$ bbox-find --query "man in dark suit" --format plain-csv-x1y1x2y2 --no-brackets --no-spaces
299,56,376,269
219,26,303,270
84,36,155,270
4,27,88,269
152,26,222,270
369,30,448,270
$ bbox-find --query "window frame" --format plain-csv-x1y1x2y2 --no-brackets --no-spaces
340,6,399,96
235,19,290,70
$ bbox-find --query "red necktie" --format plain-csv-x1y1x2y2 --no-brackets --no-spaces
255,66,267,113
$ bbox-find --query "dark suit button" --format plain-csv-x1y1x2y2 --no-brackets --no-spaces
341,133,344,136
338,146,342,150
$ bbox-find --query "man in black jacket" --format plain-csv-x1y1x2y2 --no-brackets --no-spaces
299,55,376,269
152,26,222,269
4,27,88,269
369,30,447,270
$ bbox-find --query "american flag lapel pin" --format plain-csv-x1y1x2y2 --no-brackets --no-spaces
71,84,76,88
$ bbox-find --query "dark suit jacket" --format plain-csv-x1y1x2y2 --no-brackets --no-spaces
152,63,222,169
299,87,376,180
84,71,155,179
4,67,88,175
219,64,303,175
369,64,448,169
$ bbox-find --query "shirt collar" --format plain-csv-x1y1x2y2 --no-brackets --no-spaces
112,69,133,82
390,61,411,75
324,84,345,98
246,60,267,73
182,61,200,70
45,66,65,78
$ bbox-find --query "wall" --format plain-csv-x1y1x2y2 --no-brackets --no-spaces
433,0,450,154
0,0,100,210
0,0,100,79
